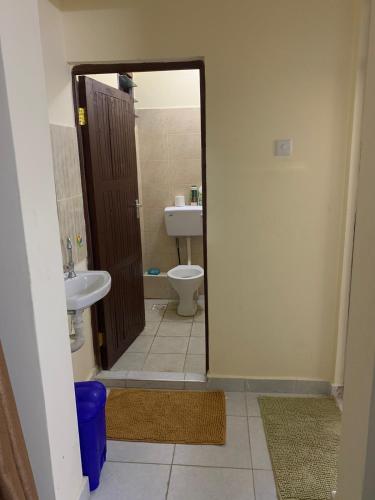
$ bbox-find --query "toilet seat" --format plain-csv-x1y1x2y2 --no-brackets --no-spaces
167,265,203,280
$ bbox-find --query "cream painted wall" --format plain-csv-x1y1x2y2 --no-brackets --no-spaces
337,2,375,498
38,0,75,126
60,0,359,381
39,0,97,381
90,72,118,88
334,0,370,387
0,0,87,497
133,70,200,109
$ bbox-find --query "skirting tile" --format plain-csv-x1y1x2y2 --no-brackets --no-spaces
245,379,296,393
207,378,246,392
95,371,332,395
295,380,331,395
126,370,185,389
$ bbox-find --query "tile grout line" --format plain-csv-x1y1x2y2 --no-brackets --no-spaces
167,463,253,471
182,321,194,372
141,316,163,370
246,393,258,500
165,444,176,499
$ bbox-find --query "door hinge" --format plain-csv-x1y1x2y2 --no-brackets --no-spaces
78,107,87,126
98,332,104,347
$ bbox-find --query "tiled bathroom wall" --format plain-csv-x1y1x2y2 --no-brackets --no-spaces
50,124,96,381
50,124,87,267
136,108,204,290
50,109,204,297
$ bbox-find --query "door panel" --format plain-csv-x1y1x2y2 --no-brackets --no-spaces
78,76,145,369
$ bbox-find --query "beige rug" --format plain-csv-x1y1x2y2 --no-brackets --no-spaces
258,396,341,500
106,388,226,445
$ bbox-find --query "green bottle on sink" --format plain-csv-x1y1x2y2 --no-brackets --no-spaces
190,185,198,206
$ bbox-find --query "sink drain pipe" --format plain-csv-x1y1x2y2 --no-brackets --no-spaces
69,309,85,353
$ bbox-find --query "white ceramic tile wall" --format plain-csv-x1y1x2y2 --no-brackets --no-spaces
50,124,87,266
137,108,204,297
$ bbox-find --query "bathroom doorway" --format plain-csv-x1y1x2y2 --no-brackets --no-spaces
72,61,208,377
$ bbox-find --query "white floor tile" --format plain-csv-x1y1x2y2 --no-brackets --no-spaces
166,301,178,310
145,308,165,322
140,323,160,336
157,322,192,337
150,337,189,354
91,462,170,500
143,353,186,372
126,336,154,354
107,440,174,464
253,470,277,500
191,322,205,337
194,307,205,323
246,393,261,417
174,416,252,469
184,354,206,374
188,336,205,355
163,309,194,322
248,417,272,470
167,466,255,500
225,392,247,416
144,299,168,311
111,353,146,371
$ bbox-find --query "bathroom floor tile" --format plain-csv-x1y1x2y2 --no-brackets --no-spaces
246,393,261,417
248,417,272,470
91,462,170,500
157,322,192,337
107,440,174,464
150,337,189,354
188,336,205,355
110,298,205,375
191,322,205,337
126,336,154,354
225,392,247,417
167,466,254,500
166,301,178,310
144,299,169,311
183,354,206,374
163,309,194,323
111,353,147,371
143,353,186,372
253,470,278,500
194,307,205,323
174,416,252,469
140,323,160,336
145,308,165,322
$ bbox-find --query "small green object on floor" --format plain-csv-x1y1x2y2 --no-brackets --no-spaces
258,396,341,500
147,267,160,275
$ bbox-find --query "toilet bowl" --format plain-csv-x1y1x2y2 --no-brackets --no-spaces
167,265,204,316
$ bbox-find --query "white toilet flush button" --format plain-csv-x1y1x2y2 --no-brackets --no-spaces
274,139,293,157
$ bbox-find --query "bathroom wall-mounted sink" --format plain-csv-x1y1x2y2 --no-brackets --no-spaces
64,271,111,311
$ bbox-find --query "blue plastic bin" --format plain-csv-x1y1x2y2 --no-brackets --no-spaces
74,381,107,491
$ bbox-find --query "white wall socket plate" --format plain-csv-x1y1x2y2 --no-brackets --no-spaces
274,139,293,157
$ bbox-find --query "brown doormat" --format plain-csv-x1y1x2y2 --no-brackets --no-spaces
258,396,341,500
106,388,226,445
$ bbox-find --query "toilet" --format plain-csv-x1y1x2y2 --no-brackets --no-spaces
167,265,204,316
164,206,204,316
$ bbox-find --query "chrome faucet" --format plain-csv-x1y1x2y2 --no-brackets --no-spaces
65,237,76,279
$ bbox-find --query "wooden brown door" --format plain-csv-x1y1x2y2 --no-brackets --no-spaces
78,76,145,369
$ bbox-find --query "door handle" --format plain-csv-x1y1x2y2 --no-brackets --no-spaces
135,199,142,219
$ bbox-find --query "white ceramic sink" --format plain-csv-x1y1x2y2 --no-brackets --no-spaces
64,271,111,311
